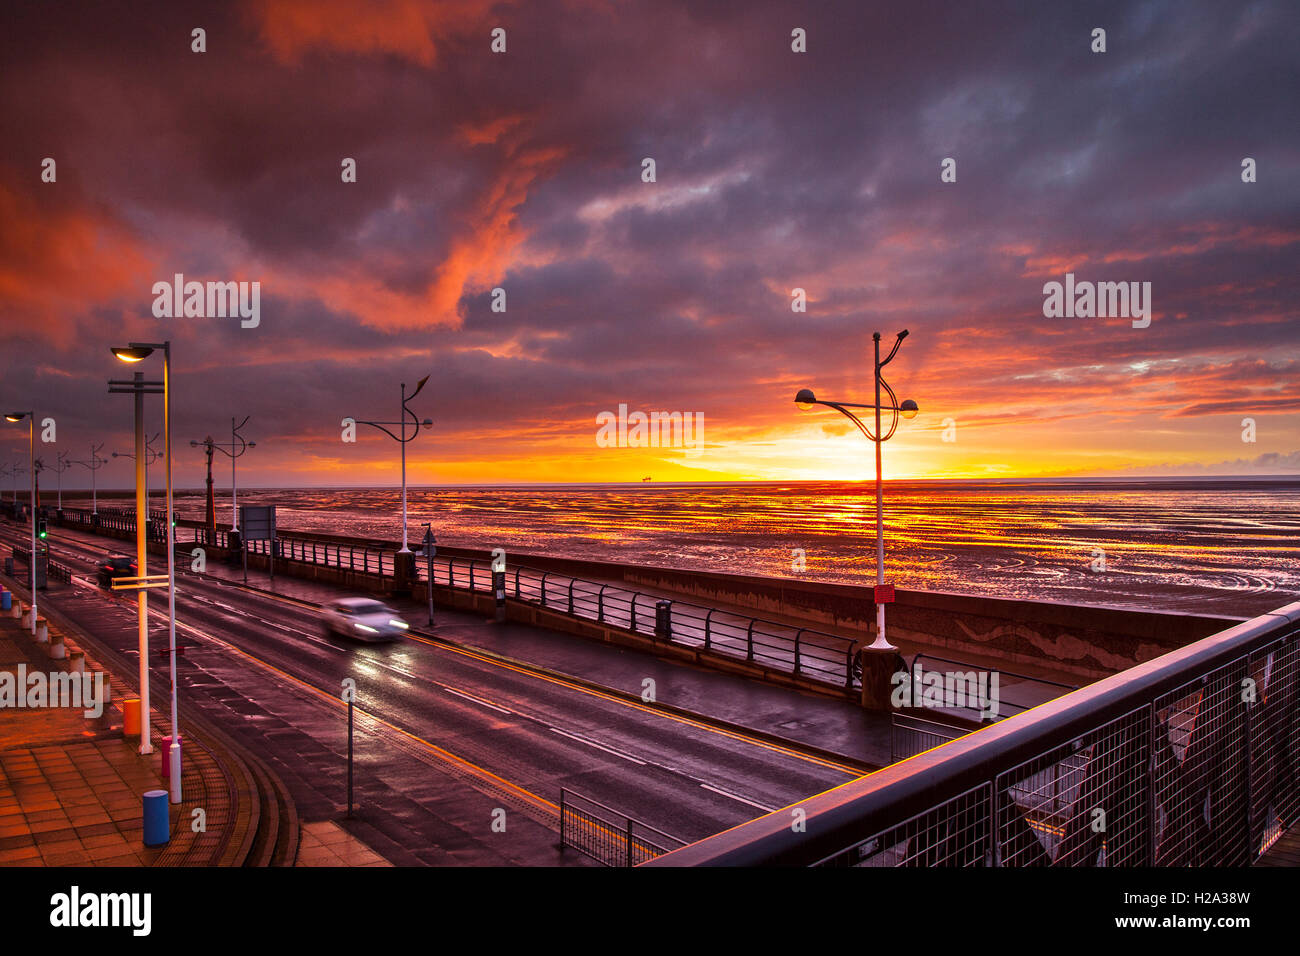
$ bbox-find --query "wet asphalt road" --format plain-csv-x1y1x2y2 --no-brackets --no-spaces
2,521,857,865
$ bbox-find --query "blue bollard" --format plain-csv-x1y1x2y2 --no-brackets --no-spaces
142,789,170,847
0,591,9,611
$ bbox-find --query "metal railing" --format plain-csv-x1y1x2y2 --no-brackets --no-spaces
891,712,969,763
427,556,861,691
904,653,1077,721
54,508,863,691
649,601,1300,867
559,788,686,866
242,536,397,577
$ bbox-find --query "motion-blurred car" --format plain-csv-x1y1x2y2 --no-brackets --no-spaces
96,555,137,588
320,597,409,642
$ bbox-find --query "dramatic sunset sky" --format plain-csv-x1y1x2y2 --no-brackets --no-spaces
1,0,1296,488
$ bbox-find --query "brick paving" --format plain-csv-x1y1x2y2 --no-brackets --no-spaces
0,582,254,866
295,821,391,867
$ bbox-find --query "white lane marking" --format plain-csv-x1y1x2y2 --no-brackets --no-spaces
699,783,776,812
549,727,647,765
442,686,513,715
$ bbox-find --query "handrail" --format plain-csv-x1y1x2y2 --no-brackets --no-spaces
648,601,1300,866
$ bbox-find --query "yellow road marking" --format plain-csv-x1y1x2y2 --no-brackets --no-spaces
170,617,558,816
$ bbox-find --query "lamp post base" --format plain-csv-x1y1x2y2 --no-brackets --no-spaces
859,645,906,712
392,551,416,597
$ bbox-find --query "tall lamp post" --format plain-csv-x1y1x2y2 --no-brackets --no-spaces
71,443,108,514
347,376,433,554
795,329,918,700
4,413,37,635
6,461,26,504
49,451,72,511
112,433,161,519
112,343,181,802
191,417,254,533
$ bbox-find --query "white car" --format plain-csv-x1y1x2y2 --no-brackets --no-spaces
321,597,410,642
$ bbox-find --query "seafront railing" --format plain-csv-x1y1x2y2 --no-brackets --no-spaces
429,556,860,690
51,506,862,691
646,601,1300,867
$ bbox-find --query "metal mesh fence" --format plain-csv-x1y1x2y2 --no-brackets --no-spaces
559,789,686,867
795,624,1300,868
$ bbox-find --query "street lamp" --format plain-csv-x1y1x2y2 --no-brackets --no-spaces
70,443,108,514
113,433,160,517
795,329,919,658
4,460,26,503
46,451,73,511
191,417,254,532
112,342,181,802
4,412,37,635
347,376,433,554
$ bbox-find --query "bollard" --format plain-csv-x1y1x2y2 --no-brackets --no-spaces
123,698,141,737
69,650,85,673
0,590,9,611
493,570,507,623
655,600,673,640
9,600,20,619
161,735,183,783
35,618,48,644
142,790,170,847
47,631,64,660
21,604,31,628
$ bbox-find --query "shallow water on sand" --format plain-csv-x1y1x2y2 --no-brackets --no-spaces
74,479,1300,616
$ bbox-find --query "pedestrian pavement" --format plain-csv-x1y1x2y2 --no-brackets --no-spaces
0,574,254,866
295,821,391,867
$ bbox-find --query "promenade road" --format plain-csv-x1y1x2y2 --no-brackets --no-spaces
1,520,868,864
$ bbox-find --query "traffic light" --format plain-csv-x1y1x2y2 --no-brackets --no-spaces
37,518,47,539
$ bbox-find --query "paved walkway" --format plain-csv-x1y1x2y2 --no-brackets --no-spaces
296,821,391,866
0,576,253,866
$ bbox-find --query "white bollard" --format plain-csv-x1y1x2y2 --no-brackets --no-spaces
21,604,32,628
35,618,48,644
9,601,19,619
69,650,85,673
48,632,65,660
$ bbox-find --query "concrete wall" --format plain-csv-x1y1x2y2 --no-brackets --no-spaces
409,545,1245,681
57,512,1246,682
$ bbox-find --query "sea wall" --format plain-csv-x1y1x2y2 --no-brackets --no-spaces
64,512,1246,681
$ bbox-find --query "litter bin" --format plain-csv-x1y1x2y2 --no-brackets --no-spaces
655,600,673,640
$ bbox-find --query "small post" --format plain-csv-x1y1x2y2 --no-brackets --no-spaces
559,789,566,852
493,570,506,623
421,524,435,627
346,693,354,818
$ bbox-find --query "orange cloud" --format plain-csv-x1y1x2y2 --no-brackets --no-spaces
0,184,158,347
245,0,486,66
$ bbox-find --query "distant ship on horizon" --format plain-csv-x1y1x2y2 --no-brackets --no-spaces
642,476,652,481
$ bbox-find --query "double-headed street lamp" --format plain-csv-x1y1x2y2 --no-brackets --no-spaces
795,329,918,662
113,433,161,517
348,376,433,554
190,416,255,532
45,451,73,511
4,412,38,635
4,461,26,504
111,343,182,803
71,443,108,514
